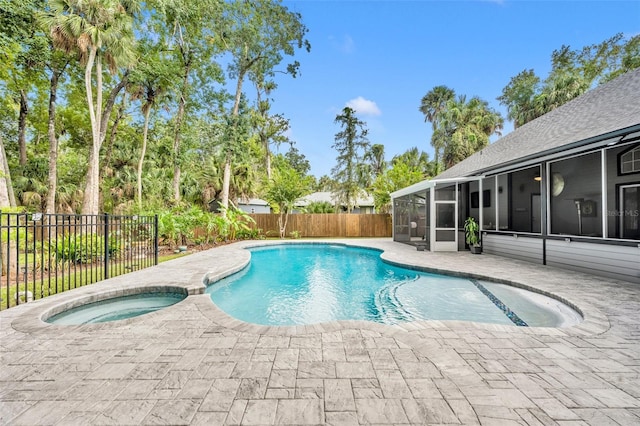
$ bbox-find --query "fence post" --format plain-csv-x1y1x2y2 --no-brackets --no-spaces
154,214,159,265
103,213,109,280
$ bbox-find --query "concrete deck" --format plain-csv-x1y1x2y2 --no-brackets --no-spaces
1,238,639,425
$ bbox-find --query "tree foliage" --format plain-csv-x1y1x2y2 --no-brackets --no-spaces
219,0,310,210
498,33,640,128
331,107,370,213
264,165,312,238
1,0,637,234
420,88,503,170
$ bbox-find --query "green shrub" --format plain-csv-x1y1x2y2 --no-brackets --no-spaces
289,230,301,239
54,235,121,263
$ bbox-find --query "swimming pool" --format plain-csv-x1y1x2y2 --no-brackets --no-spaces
206,244,582,327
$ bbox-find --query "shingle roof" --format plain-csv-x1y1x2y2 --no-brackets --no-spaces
237,198,269,206
436,68,640,179
296,191,374,207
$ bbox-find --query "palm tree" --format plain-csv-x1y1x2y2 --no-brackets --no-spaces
40,0,138,215
440,96,504,168
419,85,455,165
392,147,432,177
129,42,176,211
536,73,589,115
365,143,387,178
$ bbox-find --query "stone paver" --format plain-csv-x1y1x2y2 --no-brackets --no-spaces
1,238,640,425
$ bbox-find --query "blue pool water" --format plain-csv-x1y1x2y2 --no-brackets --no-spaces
46,292,186,325
206,244,581,327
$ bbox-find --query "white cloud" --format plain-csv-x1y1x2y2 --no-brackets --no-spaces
340,35,355,54
346,97,382,116
329,34,355,54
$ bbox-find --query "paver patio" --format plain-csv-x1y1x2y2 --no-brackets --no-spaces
1,238,639,425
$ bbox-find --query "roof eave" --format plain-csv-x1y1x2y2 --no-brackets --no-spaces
446,123,640,178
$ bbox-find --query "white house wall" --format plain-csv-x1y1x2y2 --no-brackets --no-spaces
546,239,640,284
482,234,544,264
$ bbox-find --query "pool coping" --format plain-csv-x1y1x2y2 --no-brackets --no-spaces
8,238,610,338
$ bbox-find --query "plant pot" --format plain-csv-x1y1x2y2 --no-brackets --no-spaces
470,245,482,254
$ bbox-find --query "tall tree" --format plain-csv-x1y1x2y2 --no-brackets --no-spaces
283,146,310,176
40,0,138,215
331,106,370,213
129,40,177,210
44,50,70,214
419,85,454,167
439,95,504,168
0,135,16,207
220,0,310,210
392,147,432,177
496,69,540,129
1,0,48,205
365,143,386,178
251,78,290,179
154,0,224,203
314,175,334,192
1,0,49,168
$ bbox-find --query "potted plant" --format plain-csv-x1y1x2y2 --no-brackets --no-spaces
464,217,482,254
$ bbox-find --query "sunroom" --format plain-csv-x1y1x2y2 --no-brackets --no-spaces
391,68,640,284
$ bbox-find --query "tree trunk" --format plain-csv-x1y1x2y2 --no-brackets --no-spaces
101,93,127,181
18,90,28,167
0,135,16,208
98,74,128,146
265,146,272,180
278,210,289,239
221,157,231,210
172,66,190,203
81,47,99,215
46,70,59,215
221,71,246,210
137,105,151,210
172,93,184,203
81,51,128,215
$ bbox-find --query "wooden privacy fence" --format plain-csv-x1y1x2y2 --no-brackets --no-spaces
248,214,392,238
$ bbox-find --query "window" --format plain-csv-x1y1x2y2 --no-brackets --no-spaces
619,144,640,175
550,152,602,237
620,184,640,240
393,196,411,242
483,177,496,230
494,166,541,233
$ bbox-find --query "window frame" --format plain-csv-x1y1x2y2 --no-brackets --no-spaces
618,143,640,176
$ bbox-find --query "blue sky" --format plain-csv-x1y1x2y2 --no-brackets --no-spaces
268,0,640,178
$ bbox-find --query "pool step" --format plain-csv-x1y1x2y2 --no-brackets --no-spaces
373,276,418,324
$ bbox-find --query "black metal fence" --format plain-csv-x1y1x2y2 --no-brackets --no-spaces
0,212,158,310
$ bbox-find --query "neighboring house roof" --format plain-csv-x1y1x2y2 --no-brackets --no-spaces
296,191,374,207
437,68,640,179
237,197,270,207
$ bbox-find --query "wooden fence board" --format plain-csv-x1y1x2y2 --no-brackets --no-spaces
248,214,391,238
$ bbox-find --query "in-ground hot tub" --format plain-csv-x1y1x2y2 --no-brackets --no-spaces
44,287,187,325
